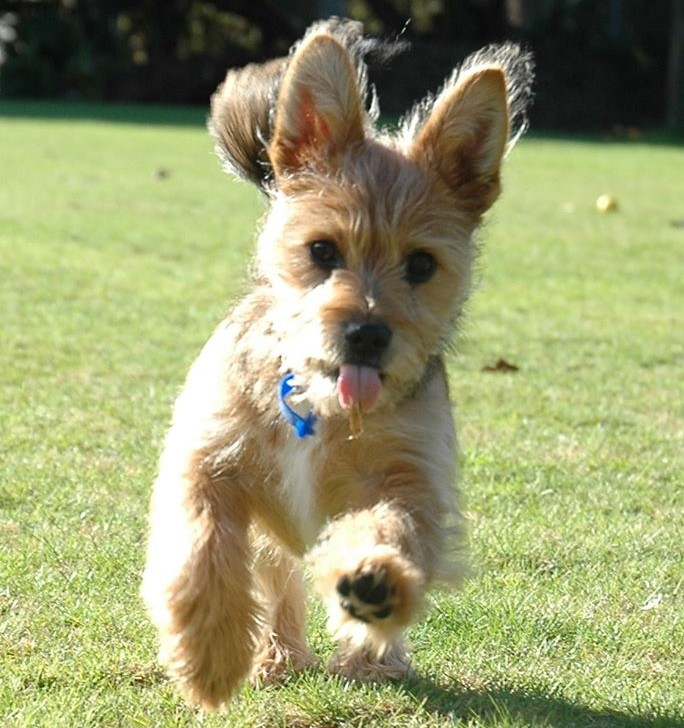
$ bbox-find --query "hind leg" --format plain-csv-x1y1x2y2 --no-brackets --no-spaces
251,533,317,685
142,454,261,711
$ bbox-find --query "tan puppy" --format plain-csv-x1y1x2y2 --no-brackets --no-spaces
141,18,533,711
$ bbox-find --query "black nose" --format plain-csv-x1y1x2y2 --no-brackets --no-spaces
344,321,392,367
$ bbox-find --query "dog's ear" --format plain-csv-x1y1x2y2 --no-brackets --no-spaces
208,57,288,188
406,43,534,216
409,67,509,215
269,32,365,178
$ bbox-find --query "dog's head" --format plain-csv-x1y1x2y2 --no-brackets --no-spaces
210,20,533,421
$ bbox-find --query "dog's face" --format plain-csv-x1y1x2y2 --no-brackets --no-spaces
210,23,532,420
259,142,477,418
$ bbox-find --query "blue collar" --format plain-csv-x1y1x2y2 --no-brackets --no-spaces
278,373,317,438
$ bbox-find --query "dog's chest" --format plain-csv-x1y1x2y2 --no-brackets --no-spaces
274,434,323,548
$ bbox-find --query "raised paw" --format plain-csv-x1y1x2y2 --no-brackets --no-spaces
336,565,397,624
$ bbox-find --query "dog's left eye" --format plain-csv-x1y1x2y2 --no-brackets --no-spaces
309,240,343,271
405,251,437,284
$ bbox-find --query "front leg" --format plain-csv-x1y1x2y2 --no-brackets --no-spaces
141,444,262,710
309,476,458,682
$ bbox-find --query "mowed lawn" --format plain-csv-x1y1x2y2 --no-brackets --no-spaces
0,101,682,728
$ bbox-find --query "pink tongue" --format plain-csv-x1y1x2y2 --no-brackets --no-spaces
337,365,382,413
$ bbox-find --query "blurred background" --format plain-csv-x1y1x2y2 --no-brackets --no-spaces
0,0,682,134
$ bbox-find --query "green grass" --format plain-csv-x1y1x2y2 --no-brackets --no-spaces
1,100,682,727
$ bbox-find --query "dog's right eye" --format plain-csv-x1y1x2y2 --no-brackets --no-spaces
309,240,342,271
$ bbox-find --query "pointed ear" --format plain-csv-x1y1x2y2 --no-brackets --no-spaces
409,67,510,215
270,33,365,178
208,57,287,188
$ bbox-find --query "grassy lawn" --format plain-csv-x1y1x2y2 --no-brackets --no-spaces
1,100,682,727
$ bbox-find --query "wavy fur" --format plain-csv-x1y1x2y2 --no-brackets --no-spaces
143,19,533,711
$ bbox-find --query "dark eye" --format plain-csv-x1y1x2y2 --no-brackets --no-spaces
309,240,342,271
405,250,437,284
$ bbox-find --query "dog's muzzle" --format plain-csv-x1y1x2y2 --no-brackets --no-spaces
337,321,392,414
343,321,392,369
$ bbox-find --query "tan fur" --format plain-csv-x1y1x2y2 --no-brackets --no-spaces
142,19,533,711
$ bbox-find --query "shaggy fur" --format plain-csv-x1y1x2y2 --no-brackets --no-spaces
142,18,533,711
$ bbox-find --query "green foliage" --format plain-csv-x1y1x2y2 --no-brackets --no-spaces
0,1,673,128
0,3,128,99
1,103,683,727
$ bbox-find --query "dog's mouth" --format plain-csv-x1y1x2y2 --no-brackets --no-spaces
336,364,384,413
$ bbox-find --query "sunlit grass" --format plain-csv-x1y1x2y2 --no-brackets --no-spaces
1,101,682,727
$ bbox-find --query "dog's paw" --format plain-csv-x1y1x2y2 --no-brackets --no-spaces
333,549,423,627
329,639,415,682
251,636,317,687
336,565,396,623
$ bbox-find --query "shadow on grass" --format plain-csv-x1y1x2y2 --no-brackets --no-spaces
402,677,683,728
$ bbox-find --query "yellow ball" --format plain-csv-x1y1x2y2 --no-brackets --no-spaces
595,194,618,213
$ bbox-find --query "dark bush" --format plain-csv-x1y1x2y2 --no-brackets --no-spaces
0,0,672,131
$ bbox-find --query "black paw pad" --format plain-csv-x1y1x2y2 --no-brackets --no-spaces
352,573,388,605
374,605,392,619
336,575,352,597
337,568,394,623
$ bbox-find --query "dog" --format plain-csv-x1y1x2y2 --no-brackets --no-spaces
141,18,533,711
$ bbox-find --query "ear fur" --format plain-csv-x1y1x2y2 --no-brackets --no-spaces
208,18,387,190
269,32,365,178
404,43,534,215
208,28,532,198
410,67,509,213
208,57,287,188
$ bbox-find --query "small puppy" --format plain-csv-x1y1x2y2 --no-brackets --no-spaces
142,19,533,711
